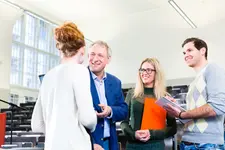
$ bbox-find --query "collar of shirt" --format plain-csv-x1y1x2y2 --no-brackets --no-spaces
91,71,107,82
196,63,209,78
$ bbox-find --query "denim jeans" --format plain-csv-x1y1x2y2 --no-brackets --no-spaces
180,142,225,150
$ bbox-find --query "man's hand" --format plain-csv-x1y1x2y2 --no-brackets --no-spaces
94,144,104,150
164,96,181,118
135,130,150,142
165,103,181,118
96,104,112,118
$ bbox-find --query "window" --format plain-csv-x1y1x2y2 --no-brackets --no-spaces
10,94,19,105
11,14,60,89
24,96,36,103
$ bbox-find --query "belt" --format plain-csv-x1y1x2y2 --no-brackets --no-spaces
103,137,110,141
182,141,199,145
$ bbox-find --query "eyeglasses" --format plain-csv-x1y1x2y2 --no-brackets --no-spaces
139,68,156,74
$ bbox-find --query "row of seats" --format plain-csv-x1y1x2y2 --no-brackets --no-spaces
0,85,188,149
1,102,35,132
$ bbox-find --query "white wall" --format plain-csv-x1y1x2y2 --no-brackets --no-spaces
10,85,38,103
1,1,225,106
0,2,23,107
81,18,225,86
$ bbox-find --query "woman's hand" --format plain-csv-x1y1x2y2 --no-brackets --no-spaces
135,130,150,142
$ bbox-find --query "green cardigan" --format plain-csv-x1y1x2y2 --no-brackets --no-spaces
120,88,177,143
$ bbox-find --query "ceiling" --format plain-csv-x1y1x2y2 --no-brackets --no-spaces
175,0,225,27
0,1,22,19
1,0,225,82
7,0,163,21
3,0,225,41
6,0,225,27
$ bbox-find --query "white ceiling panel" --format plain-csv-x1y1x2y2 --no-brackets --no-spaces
7,0,161,21
175,0,225,27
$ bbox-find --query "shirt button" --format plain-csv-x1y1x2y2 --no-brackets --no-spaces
101,124,104,127
101,138,103,141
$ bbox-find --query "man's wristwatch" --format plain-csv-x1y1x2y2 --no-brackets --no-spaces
178,111,184,119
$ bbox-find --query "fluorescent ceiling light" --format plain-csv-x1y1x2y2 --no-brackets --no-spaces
168,0,197,28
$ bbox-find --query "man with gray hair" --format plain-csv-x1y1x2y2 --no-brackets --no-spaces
88,40,128,150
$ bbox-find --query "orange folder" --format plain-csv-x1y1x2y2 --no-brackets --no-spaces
141,97,166,130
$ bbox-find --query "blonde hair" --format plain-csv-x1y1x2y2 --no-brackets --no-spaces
133,58,167,99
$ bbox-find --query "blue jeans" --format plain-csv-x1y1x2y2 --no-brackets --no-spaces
180,142,225,150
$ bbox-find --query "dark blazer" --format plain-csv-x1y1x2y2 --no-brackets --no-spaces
88,68,128,150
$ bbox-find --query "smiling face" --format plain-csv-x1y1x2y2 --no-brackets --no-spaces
88,44,110,74
139,62,156,87
182,41,206,68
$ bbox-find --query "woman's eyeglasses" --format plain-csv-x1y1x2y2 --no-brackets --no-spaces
139,68,156,74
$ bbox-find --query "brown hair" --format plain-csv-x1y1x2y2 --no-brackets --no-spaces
182,37,208,60
54,22,85,57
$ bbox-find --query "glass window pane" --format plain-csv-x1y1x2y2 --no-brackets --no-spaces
23,48,37,74
38,20,50,52
23,73,36,89
50,56,59,69
10,43,23,85
10,70,21,85
23,48,37,88
37,53,49,75
51,38,59,56
49,27,60,56
11,43,23,71
25,15,36,47
11,14,64,89
12,18,22,42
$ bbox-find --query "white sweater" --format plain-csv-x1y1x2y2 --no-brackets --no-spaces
31,63,97,150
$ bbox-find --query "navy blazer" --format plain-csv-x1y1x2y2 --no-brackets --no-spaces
88,69,128,150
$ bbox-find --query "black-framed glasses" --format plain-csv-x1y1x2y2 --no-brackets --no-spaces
139,68,156,74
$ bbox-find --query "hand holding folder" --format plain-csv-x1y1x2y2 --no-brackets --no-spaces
155,96,192,124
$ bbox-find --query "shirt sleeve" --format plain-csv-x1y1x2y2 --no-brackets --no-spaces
204,64,225,115
31,92,45,133
120,89,136,141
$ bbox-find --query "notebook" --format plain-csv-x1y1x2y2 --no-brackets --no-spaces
155,97,192,124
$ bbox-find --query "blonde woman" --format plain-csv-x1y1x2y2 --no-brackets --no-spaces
120,58,177,150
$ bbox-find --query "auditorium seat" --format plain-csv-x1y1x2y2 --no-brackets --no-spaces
5,136,36,147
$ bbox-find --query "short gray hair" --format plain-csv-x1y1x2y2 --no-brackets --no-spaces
90,40,112,57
